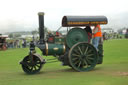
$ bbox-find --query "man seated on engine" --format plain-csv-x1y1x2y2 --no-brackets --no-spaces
84,26,92,43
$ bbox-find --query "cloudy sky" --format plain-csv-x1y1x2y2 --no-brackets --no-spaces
0,0,128,33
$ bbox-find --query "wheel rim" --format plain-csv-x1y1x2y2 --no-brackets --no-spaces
21,55,42,74
69,42,98,71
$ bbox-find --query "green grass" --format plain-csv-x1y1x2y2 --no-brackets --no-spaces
0,39,128,85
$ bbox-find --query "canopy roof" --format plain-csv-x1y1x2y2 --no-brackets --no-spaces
62,16,108,27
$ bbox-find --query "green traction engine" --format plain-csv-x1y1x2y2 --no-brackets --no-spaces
20,12,108,74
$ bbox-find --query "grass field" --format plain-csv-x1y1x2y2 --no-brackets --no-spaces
0,39,128,85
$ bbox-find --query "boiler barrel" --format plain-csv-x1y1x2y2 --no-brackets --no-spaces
44,43,66,55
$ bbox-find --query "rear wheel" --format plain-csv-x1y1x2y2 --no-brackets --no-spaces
68,42,98,71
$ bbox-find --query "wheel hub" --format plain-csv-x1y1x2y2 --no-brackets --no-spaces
81,54,86,59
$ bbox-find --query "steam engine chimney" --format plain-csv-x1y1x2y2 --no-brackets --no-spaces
38,12,45,44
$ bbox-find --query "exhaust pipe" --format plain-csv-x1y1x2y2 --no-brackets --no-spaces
38,12,45,44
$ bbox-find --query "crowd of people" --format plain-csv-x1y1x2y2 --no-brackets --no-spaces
102,32,123,40
6,39,29,49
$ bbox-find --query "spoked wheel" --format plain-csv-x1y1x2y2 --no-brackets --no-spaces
68,42,98,72
20,54,45,74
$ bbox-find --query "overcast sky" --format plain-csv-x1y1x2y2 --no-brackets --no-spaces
0,0,128,33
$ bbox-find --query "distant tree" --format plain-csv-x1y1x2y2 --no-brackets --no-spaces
44,27,48,33
8,33,21,39
14,34,21,38
8,33,14,38
117,29,123,34
31,30,39,41
31,30,38,36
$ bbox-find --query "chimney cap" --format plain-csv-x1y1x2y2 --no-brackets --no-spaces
38,12,45,15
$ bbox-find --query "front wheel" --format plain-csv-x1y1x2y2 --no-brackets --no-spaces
20,54,45,74
68,42,98,72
